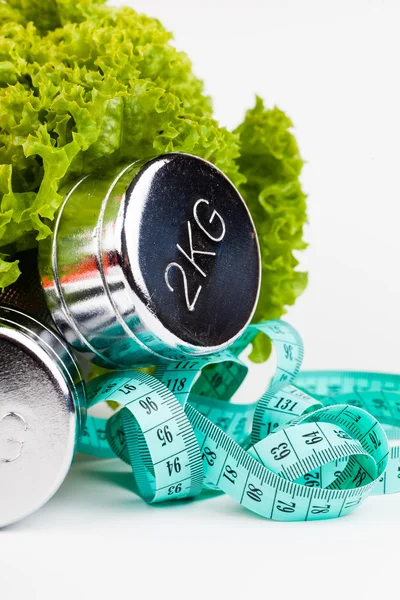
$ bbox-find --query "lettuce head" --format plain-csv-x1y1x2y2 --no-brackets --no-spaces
0,0,307,361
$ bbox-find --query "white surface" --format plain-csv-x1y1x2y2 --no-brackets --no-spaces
3,1,400,598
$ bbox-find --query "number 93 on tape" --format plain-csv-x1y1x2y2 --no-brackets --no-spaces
79,319,400,522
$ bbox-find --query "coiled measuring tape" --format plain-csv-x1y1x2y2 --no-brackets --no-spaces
78,320,400,521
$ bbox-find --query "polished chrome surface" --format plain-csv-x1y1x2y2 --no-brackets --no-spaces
39,153,261,368
0,307,85,527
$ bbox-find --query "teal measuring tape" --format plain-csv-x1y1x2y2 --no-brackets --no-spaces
79,320,400,521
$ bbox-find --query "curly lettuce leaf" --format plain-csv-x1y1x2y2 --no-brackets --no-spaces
235,97,308,361
0,1,307,361
5,0,107,31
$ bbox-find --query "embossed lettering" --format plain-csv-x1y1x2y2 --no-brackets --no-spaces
0,412,28,463
193,199,226,242
176,221,216,278
165,199,226,312
165,263,202,312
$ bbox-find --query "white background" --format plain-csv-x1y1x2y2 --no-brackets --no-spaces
3,1,400,598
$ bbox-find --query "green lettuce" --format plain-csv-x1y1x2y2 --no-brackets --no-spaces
0,0,307,361
235,98,308,361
